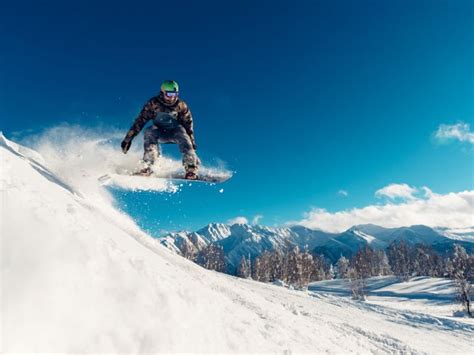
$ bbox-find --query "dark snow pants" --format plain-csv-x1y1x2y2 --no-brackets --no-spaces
143,125,200,172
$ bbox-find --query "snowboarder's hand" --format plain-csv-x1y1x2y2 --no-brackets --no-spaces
121,138,132,154
192,142,197,150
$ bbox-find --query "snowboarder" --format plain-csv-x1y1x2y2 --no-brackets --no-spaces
121,80,200,179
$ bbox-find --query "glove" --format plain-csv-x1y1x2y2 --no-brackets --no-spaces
121,138,132,154
192,142,197,150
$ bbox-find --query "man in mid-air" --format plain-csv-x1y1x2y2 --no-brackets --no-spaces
121,80,200,179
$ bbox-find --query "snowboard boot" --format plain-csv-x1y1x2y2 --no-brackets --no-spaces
185,171,198,180
184,163,198,180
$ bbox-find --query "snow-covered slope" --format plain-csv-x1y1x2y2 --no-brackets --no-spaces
309,276,474,322
1,133,472,353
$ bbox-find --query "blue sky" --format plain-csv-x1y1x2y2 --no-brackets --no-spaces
1,0,473,234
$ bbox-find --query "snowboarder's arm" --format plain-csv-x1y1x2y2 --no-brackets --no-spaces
178,101,196,149
121,98,157,154
125,99,157,140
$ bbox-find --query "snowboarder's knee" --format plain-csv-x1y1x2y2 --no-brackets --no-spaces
144,126,159,142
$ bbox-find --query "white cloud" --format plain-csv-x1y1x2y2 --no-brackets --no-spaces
252,215,263,225
435,122,474,144
375,183,418,200
338,190,348,197
227,216,248,225
421,186,434,198
291,188,474,233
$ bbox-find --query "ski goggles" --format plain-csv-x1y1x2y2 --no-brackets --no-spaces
165,91,179,98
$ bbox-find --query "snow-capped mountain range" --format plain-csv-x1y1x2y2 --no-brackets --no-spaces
160,223,474,272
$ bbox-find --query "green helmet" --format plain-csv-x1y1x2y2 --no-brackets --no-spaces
161,80,179,93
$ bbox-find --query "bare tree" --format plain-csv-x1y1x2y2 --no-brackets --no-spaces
336,256,350,279
411,244,443,277
451,244,473,317
327,263,335,280
372,250,391,276
251,257,261,280
311,254,328,282
300,248,314,288
286,246,303,287
259,250,273,282
270,249,285,282
444,257,455,278
348,267,365,300
196,244,226,272
237,255,251,278
387,240,412,281
349,246,375,300
180,240,197,261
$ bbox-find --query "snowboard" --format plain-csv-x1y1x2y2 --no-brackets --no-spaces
131,171,232,183
98,171,232,188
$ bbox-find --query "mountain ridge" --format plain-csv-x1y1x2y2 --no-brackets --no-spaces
160,222,474,272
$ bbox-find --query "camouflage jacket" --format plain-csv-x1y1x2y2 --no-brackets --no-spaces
125,94,195,142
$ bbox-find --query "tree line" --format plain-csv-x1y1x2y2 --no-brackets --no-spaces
184,240,473,317
347,242,472,316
